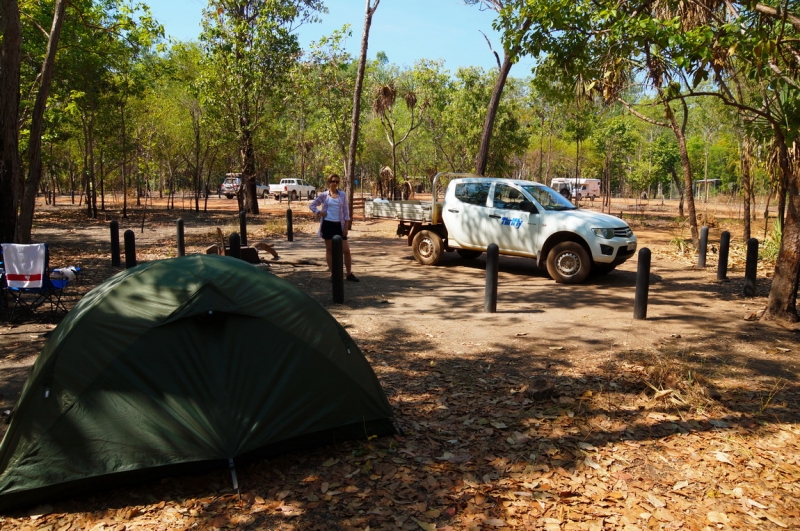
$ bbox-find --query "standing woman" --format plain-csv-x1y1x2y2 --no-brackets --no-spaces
309,174,359,281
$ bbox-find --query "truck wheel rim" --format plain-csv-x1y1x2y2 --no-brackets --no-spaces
419,238,434,258
556,252,581,276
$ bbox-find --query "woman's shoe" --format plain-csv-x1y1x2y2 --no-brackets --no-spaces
346,273,359,282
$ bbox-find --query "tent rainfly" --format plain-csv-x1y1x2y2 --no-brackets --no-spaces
0,255,395,511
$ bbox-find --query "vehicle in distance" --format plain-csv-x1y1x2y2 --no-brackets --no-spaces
220,173,269,199
269,178,316,201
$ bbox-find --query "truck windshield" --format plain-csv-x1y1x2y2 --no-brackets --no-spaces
520,184,577,211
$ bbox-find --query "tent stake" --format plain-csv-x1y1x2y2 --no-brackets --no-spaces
228,458,240,500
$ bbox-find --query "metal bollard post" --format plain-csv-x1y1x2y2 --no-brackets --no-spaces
633,248,651,320
332,235,344,303
485,243,499,313
239,210,248,247
697,226,709,268
717,231,730,281
124,230,137,269
228,232,241,259
110,220,121,267
743,238,758,297
286,209,294,242
176,218,185,257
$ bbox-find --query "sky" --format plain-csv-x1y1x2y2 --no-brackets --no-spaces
147,0,537,74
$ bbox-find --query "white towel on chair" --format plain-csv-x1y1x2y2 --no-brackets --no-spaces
1,243,45,288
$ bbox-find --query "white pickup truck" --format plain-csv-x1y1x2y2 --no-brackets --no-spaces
269,178,316,201
366,173,637,283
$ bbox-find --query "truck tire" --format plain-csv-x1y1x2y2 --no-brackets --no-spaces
291,190,298,201
412,230,444,266
309,190,316,199
456,249,482,260
546,241,590,283
261,190,269,198
225,194,234,199
274,194,280,201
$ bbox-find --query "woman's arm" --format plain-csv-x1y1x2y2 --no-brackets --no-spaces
309,192,325,214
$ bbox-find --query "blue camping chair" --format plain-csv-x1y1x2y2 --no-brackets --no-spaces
1,243,72,322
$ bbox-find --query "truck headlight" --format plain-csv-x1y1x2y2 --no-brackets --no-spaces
592,228,615,239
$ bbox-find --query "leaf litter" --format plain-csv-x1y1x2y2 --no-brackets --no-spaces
1,210,798,530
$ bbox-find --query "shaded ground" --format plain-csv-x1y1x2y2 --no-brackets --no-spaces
0,200,798,530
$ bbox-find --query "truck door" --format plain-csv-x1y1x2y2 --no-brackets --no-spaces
443,181,492,248
483,183,539,255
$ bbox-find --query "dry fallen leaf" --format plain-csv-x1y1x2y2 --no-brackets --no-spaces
647,493,667,508
715,451,735,465
483,518,507,527
707,511,729,523
411,517,437,531
673,480,689,491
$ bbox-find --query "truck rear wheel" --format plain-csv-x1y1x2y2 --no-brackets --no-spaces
456,249,482,260
546,242,590,283
309,190,316,199
291,190,298,201
412,230,444,266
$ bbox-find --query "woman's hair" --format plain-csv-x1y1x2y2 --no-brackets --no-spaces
327,174,340,185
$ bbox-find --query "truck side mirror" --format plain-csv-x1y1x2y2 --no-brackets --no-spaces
520,200,537,213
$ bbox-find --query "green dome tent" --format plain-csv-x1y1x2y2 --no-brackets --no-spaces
0,255,395,511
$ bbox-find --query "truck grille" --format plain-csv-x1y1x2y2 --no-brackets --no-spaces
614,227,633,238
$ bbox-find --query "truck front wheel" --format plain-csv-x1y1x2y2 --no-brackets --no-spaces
546,242,590,283
412,230,444,266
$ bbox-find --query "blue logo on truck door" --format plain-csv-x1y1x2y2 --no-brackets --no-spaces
501,217,523,228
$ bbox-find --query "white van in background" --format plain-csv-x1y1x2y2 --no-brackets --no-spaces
550,178,601,201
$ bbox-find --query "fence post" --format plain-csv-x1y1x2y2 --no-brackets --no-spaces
697,226,709,268
176,218,185,257
239,210,248,247
717,231,730,281
332,235,344,303
110,221,121,267
286,209,294,242
124,230,136,269
633,248,651,320
485,243,499,313
743,238,758,297
228,232,241,259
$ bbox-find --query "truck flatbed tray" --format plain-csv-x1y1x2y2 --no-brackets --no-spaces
365,200,432,222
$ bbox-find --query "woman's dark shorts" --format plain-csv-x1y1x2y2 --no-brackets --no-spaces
321,220,347,240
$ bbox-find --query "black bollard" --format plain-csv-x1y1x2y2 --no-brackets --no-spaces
287,209,294,242
633,247,651,320
228,232,241,259
239,210,248,247
124,230,136,269
717,231,730,281
744,237,758,297
176,218,185,257
697,226,709,268
485,243,499,313
332,235,344,303
110,220,121,267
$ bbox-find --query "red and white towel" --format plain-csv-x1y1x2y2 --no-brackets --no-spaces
1,243,46,288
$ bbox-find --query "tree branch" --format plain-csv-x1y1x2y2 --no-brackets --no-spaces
480,30,502,69
616,97,669,128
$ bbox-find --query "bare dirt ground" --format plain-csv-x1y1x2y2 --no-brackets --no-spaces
0,196,798,530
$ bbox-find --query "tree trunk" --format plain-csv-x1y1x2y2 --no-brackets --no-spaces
663,100,699,245
764,137,799,323
741,137,752,241
239,122,258,214
475,54,513,176
0,0,22,243
346,0,379,226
